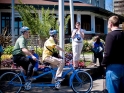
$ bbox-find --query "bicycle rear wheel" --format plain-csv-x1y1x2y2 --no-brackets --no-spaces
0,72,22,93
71,70,93,93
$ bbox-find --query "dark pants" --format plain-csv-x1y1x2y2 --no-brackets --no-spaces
93,53,103,66
93,53,104,75
13,55,36,78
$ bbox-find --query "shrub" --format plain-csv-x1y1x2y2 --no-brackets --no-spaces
1,54,13,68
0,27,12,48
1,54,12,61
65,41,92,53
4,46,14,55
82,40,92,52
35,47,43,57
65,43,72,52
1,58,13,68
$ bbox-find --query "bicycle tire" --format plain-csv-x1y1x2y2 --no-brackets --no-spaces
71,70,93,93
0,72,22,93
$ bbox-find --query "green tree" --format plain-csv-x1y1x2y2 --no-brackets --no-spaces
15,4,70,46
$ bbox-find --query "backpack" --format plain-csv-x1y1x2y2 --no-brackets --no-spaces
92,42,103,54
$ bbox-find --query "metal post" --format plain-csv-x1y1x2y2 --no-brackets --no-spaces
11,0,15,45
59,0,64,58
69,0,74,32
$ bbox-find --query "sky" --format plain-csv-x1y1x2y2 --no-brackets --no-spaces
105,0,113,12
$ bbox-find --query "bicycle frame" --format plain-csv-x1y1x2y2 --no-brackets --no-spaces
16,65,82,88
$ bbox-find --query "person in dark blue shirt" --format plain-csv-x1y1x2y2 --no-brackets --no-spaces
28,47,39,72
92,36,104,67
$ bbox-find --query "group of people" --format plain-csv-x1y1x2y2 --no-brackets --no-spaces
12,15,124,93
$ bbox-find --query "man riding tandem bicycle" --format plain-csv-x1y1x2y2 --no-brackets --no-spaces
0,27,93,93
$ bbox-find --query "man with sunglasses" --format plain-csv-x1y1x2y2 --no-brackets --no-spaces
12,26,37,80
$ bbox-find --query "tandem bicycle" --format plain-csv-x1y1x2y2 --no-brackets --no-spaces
0,61,93,93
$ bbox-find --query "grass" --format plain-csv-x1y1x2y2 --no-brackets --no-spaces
85,61,92,67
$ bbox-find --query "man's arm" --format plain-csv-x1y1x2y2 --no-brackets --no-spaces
55,45,66,53
22,48,33,56
22,48,37,61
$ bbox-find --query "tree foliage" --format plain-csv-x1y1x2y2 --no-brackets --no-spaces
15,3,70,40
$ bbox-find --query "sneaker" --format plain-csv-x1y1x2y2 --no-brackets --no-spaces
94,64,97,67
55,77,64,82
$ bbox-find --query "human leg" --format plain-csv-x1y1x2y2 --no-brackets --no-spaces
77,43,83,67
13,55,35,77
13,55,29,72
26,58,36,77
98,54,103,66
72,43,83,69
72,44,79,68
120,77,124,93
93,54,97,66
106,64,122,93
120,65,124,93
44,56,65,78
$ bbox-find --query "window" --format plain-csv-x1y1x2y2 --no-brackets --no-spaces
1,12,22,36
66,14,77,35
95,17,104,33
95,0,99,7
81,15,91,31
1,13,11,35
15,17,22,36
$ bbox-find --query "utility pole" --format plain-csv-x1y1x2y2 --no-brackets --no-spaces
11,0,15,45
69,0,74,32
59,0,65,59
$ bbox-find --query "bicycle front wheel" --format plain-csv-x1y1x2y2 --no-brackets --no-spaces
0,72,22,93
71,70,93,93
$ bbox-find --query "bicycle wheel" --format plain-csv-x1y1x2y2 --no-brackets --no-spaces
0,72,22,93
71,70,93,93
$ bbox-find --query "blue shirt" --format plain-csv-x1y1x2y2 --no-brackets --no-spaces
0,45,4,53
28,53,39,71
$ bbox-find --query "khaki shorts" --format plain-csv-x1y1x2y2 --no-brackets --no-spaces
72,42,83,61
43,56,65,77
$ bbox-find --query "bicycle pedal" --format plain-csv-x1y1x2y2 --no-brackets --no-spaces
24,81,32,90
55,81,61,89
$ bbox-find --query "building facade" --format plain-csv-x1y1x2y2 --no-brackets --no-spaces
65,0,105,9
114,0,124,15
0,0,124,41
